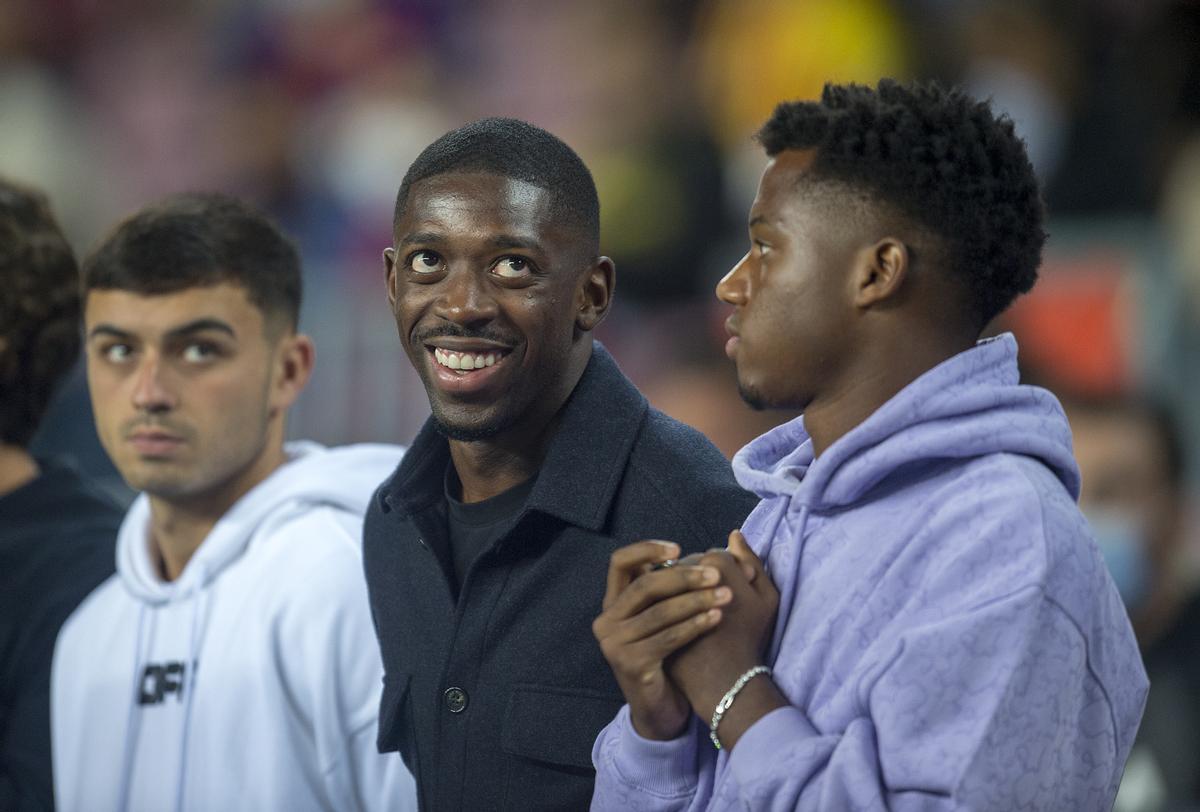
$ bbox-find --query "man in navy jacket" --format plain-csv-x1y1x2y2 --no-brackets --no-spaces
363,117,757,810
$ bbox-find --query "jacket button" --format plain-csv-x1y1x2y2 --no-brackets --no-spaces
444,686,468,713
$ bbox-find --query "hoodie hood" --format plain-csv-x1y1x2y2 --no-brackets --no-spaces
117,441,403,605
732,333,1080,512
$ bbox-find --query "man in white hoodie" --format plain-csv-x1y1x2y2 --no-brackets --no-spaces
52,193,417,812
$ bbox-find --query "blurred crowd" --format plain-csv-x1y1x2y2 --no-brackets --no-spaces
2,0,1199,807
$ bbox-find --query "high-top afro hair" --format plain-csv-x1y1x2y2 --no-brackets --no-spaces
757,79,1046,328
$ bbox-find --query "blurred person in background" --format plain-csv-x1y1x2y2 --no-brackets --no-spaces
0,178,120,812
364,117,757,810
592,79,1147,810
1067,395,1200,812
51,193,417,812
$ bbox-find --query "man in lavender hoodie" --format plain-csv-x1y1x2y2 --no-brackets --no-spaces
591,79,1148,810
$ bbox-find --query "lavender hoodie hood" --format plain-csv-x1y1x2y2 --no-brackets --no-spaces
593,334,1148,811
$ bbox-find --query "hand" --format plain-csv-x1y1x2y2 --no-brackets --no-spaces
667,530,785,750
593,540,734,740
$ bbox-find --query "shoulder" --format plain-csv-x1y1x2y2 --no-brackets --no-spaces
630,408,741,483
618,408,759,549
882,452,1092,615
54,574,128,656
252,505,369,598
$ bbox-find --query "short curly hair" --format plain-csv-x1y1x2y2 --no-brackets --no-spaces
757,79,1046,328
394,117,600,259
0,178,81,447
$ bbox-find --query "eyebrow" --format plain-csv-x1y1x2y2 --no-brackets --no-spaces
488,234,542,253
396,231,444,249
88,318,237,342
396,232,545,254
748,215,767,228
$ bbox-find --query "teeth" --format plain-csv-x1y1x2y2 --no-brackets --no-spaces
433,348,502,372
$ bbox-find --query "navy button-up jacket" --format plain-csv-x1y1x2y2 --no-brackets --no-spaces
363,343,758,811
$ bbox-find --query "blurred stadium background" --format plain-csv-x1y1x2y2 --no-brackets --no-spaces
6,2,1200,807
3,0,1196,494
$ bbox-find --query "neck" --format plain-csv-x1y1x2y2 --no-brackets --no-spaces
805,326,976,457
449,436,547,503
449,345,589,503
146,441,287,581
0,443,39,496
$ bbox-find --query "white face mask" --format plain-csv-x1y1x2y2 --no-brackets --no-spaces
1086,509,1151,612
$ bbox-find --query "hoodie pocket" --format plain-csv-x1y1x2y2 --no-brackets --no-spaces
376,672,412,756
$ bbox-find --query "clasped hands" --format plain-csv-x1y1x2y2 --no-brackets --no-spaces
593,530,785,751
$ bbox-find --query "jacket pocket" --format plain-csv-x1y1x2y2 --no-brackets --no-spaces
501,684,624,770
376,671,412,755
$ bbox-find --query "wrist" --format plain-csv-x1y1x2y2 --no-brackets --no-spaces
708,668,787,752
630,695,691,741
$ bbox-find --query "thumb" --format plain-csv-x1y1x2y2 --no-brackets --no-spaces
727,529,760,583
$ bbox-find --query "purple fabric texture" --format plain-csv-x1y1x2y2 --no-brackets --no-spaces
592,334,1148,810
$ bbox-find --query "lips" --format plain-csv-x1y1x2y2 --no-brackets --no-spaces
724,317,740,359
128,430,185,457
424,342,515,396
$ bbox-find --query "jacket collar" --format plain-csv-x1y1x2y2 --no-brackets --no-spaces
380,341,647,532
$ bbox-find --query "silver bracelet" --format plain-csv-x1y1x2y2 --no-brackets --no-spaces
709,665,772,750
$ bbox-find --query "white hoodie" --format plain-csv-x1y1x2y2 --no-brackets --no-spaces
52,442,416,812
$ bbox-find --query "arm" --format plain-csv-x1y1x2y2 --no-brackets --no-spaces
591,534,774,811
599,539,1132,810
279,513,417,812
711,587,1124,811
590,540,737,811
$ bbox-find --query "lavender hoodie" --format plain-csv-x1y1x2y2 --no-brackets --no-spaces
592,334,1147,811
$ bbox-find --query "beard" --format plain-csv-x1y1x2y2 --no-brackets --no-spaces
737,381,769,411
432,415,503,442
428,397,518,442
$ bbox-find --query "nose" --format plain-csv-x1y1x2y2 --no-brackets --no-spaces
716,252,751,306
434,267,499,328
131,354,177,413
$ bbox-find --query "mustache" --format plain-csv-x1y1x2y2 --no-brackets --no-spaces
411,324,517,347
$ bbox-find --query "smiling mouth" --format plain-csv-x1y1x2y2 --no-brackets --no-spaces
430,346,510,373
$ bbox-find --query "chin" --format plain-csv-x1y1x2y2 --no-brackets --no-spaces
736,382,770,411
430,404,512,443
433,419,502,442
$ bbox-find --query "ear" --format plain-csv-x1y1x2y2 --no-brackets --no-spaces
383,247,399,307
575,256,615,332
852,238,908,309
269,332,315,413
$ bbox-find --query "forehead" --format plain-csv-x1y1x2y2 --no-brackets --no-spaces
752,149,821,220
84,283,264,335
395,172,566,245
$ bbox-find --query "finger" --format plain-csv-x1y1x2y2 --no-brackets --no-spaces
610,586,733,645
604,540,681,610
606,563,722,620
696,548,748,588
625,607,724,668
727,529,762,584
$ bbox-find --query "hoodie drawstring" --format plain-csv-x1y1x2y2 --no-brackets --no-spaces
174,570,210,812
116,606,150,812
767,504,810,663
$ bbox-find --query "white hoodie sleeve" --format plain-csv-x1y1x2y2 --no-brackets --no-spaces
272,507,416,812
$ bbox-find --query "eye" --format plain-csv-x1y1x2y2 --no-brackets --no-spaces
492,256,532,278
101,343,133,363
408,250,445,274
181,342,219,363
754,240,770,255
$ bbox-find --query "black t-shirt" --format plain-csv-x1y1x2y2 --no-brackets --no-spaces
444,464,535,597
